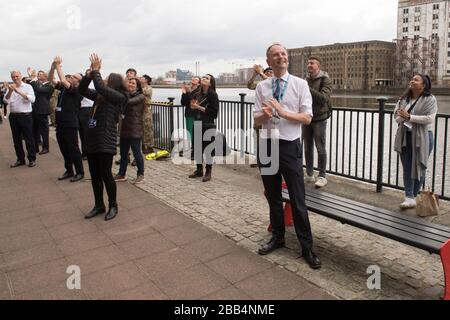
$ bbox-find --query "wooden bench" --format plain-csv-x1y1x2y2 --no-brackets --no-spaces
277,185,450,300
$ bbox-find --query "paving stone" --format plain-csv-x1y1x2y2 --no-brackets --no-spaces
65,245,129,276
0,243,64,273
206,250,273,284
82,262,149,299
135,247,201,281
153,264,230,300
7,258,69,295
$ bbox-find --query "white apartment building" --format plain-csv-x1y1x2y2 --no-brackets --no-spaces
397,0,450,85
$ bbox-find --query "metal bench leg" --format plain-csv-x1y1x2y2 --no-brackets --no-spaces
441,240,450,300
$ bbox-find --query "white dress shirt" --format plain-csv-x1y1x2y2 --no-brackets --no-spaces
3,82,36,113
81,97,94,108
254,72,313,141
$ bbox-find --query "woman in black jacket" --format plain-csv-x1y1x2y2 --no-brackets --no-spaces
189,74,219,182
78,54,128,221
115,78,146,184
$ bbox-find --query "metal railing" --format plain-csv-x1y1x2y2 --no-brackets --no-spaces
151,96,450,201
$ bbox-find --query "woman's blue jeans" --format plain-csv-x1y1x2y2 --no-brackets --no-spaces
400,131,433,198
119,138,144,176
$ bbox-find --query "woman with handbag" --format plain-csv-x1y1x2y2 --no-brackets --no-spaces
189,74,219,182
394,74,438,210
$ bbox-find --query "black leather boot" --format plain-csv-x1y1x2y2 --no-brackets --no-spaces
202,165,212,182
85,206,106,219
105,204,118,221
189,164,203,178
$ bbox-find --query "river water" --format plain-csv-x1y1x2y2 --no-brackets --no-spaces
152,88,450,114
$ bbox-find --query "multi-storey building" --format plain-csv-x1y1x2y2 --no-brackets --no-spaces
288,41,396,90
396,0,450,86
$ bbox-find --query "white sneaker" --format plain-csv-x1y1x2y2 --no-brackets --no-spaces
399,198,416,210
315,177,328,188
305,174,316,183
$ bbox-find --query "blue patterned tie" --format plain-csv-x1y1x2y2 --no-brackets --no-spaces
273,78,281,102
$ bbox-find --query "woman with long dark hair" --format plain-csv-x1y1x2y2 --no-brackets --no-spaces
189,74,219,182
394,74,438,209
78,54,128,221
114,78,146,184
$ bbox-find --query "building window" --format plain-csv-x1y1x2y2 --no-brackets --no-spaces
414,26,420,31
433,23,438,30
433,14,439,20
415,16,420,22
433,4,439,10
415,7,421,13
403,8,409,14
403,17,409,23
403,27,408,33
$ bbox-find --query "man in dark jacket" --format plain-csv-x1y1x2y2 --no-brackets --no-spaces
27,68,54,154
303,56,332,188
48,56,84,182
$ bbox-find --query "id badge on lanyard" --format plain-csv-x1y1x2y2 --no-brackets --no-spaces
88,118,97,129
88,105,98,129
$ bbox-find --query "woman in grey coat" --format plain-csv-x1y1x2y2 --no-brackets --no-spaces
394,74,438,209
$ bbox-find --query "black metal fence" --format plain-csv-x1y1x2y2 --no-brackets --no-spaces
151,96,450,201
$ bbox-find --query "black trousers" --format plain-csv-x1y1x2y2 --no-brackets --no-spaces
56,127,84,174
78,107,91,157
259,138,313,251
9,113,36,163
32,113,49,151
87,153,117,208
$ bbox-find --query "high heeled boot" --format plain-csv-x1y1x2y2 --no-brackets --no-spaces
202,165,212,182
189,164,203,178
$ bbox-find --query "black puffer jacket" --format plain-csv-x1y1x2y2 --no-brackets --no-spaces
120,92,145,139
78,71,128,155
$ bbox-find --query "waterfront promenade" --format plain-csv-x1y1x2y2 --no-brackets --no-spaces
1,118,449,299
0,120,333,300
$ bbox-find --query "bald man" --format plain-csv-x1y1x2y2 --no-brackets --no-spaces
3,71,37,168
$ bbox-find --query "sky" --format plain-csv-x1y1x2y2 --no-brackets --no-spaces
0,0,398,80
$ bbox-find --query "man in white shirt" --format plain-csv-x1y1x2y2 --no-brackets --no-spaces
254,43,321,269
3,71,37,168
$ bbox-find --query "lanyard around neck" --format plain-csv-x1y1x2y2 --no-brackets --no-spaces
272,75,290,103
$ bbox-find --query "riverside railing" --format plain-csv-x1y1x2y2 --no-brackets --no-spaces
151,96,450,201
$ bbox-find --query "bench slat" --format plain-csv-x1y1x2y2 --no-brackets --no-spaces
303,199,443,253
305,191,450,241
306,196,449,245
306,188,450,234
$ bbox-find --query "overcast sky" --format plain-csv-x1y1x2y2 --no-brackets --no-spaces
0,0,398,80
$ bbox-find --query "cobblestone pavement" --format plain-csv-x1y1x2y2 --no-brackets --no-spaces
118,155,446,300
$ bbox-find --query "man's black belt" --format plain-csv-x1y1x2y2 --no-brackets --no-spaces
10,112,32,115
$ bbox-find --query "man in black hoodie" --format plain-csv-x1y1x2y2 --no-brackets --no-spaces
48,57,84,182
27,68,54,154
